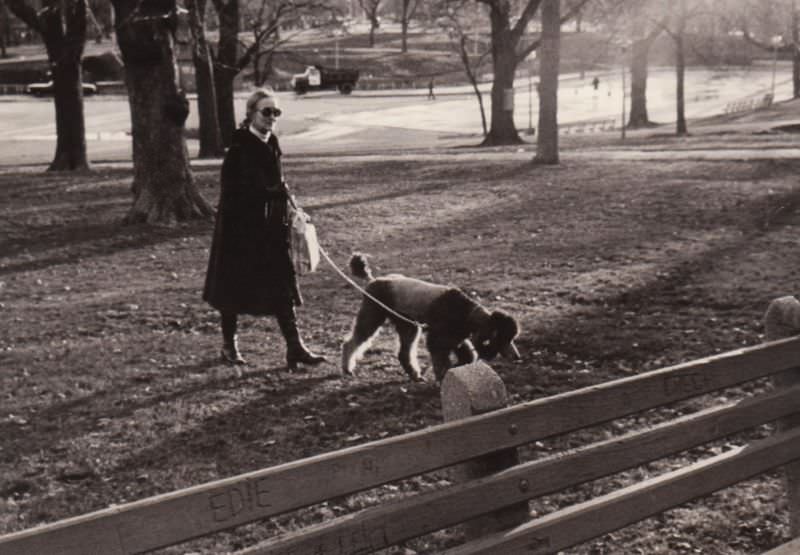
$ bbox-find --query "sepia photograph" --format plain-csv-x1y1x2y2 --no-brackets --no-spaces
2,0,800,553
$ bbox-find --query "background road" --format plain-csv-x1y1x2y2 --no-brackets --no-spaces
0,64,794,166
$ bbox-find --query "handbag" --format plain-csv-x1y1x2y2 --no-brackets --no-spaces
287,196,320,275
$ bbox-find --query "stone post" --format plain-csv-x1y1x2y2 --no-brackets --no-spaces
441,361,529,540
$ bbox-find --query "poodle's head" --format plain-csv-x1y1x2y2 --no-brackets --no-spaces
472,311,521,362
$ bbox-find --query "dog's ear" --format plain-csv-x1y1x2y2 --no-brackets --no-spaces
491,311,519,341
473,311,520,361
492,311,520,360
349,253,373,281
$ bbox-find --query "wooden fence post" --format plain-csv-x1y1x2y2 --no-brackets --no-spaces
765,295,800,536
441,361,529,540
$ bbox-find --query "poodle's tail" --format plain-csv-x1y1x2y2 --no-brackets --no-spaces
349,253,374,281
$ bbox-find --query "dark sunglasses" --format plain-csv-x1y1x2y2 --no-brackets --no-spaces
258,107,282,118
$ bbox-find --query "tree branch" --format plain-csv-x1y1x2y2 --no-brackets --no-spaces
6,0,43,33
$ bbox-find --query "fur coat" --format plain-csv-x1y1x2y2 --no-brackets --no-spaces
203,127,301,315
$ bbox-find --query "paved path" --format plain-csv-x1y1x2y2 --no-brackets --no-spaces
1,65,796,167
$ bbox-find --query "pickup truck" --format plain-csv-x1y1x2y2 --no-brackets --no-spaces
290,65,359,95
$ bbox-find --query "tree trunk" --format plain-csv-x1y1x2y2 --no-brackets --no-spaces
483,0,521,146
401,18,408,53
0,4,7,58
628,37,653,128
213,0,239,147
673,0,687,136
45,1,89,171
794,50,800,99
675,30,687,135
534,0,559,164
48,45,89,171
112,0,213,224
794,5,800,99
8,0,89,170
187,0,223,158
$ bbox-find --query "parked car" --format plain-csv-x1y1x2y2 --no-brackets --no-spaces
290,65,359,95
26,81,98,96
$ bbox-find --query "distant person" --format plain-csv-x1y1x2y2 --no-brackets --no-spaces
427,78,436,100
592,76,600,91
203,87,327,370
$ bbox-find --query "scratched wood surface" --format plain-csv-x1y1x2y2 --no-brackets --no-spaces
2,337,800,555
239,384,800,555
442,427,800,555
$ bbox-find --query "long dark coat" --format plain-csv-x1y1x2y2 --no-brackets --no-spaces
203,128,301,315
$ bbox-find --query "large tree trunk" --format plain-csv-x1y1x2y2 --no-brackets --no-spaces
483,0,521,146
0,3,8,58
368,21,376,47
8,0,89,170
793,5,800,99
794,50,800,99
44,1,88,171
112,0,213,224
534,0,559,164
48,43,89,171
628,37,656,128
675,30,687,135
400,0,413,53
674,0,687,136
212,0,239,147
187,0,223,158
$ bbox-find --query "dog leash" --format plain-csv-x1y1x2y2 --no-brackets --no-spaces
317,245,428,331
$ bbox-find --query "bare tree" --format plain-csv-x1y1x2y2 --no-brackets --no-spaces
399,0,420,52
7,0,89,170
473,0,590,146
111,0,213,224
1,1,10,58
627,22,664,128
534,0,559,163
736,0,800,99
579,0,664,129
210,0,335,146
186,0,224,158
439,0,492,135
87,0,113,40
663,0,707,135
616,1,666,128
358,0,382,47
209,0,239,147
674,0,688,135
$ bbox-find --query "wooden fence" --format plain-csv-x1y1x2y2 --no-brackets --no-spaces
724,93,774,114
558,117,616,135
3,296,800,554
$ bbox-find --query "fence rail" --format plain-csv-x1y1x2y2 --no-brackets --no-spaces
558,117,616,135
724,93,774,114
248,384,800,555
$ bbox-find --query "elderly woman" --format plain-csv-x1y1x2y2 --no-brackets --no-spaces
203,87,326,370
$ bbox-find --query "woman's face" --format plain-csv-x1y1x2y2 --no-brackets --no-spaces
252,96,281,134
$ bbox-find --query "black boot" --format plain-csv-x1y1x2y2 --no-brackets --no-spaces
220,311,246,365
277,306,327,371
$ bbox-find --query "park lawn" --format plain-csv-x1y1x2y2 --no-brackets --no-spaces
1,138,799,553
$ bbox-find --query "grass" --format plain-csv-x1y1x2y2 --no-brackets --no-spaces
2,122,800,553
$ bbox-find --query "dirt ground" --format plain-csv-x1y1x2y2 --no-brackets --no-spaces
2,121,800,554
